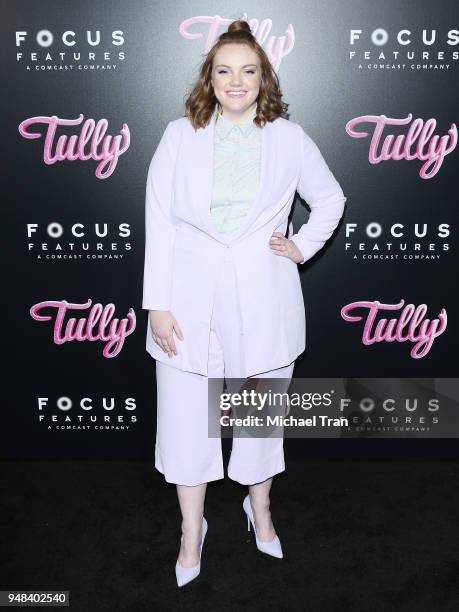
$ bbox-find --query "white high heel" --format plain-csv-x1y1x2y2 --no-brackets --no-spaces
243,494,283,559
175,516,208,587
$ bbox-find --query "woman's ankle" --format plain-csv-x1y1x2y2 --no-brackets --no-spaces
250,496,270,512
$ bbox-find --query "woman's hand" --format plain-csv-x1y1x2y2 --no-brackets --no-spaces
269,231,304,263
149,310,184,358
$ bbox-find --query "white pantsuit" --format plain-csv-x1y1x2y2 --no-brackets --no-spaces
155,251,294,486
143,106,347,486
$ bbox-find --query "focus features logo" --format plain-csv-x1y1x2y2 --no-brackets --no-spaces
26,222,132,260
344,222,451,261
15,29,125,71
348,28,459,71
36,396,137,430
340,394,440,433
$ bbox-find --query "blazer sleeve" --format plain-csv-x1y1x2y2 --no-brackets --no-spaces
142,121,179,311
289,125,347,264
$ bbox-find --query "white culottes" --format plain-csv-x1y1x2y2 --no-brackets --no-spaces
154,252,295,486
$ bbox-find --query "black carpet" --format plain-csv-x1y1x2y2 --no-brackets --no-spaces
1,460,458,611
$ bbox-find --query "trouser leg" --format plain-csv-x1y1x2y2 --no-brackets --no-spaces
154,325,225,486
226,361,295,485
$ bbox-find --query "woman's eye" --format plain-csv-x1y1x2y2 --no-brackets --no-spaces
217,69,256,74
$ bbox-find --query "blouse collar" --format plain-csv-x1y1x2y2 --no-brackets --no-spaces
214,104,258,139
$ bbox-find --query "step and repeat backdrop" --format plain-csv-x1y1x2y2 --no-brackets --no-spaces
2,0,458,460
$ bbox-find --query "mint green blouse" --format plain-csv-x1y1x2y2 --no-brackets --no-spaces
210,105,261,234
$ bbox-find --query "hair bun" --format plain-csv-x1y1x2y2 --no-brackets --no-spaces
227,19,253,36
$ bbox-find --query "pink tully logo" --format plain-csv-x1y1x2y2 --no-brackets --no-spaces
30,299,136,358
18,114,130,179
340,299,447,359
345,114,457,179
179,13,294,71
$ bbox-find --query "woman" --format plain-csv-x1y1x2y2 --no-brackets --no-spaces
142,19,347,587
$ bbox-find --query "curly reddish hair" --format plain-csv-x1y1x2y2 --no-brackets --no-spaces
184,19,288,130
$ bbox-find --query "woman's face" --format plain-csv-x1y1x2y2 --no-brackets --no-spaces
211,43,261,123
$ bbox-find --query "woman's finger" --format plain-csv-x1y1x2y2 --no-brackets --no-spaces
167,334,178,356
173,319,184,341
156,335,172,356
270,242,287,253
158,337,168,353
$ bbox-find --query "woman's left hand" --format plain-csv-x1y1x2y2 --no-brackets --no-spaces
269,231,304,263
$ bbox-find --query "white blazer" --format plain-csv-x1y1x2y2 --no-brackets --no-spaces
142,113,347,377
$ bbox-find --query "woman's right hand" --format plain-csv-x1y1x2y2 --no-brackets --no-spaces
149,310,184,358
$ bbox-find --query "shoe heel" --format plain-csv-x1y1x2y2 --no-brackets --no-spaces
242,494,283,559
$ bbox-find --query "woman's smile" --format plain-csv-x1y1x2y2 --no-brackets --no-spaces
226,90,248,99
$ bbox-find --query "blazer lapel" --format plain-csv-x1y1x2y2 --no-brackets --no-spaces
195,112,276,244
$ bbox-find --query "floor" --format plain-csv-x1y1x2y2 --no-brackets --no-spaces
1,459,458,611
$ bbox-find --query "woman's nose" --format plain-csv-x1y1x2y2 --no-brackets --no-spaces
230,75,242,86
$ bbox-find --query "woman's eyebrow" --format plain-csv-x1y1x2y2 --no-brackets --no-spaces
215,64,258,68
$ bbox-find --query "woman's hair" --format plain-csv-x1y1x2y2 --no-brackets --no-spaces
184,19,288,130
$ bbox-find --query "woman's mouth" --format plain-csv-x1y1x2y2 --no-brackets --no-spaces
226,91,247,99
